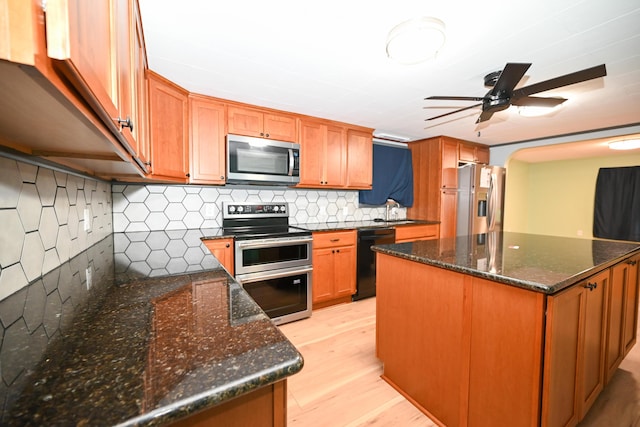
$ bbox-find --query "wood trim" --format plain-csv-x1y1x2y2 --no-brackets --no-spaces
32,150,123,161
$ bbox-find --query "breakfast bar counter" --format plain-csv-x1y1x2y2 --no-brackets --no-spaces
373,232,640,427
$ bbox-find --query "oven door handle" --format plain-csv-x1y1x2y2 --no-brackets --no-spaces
236,236,313,249
236,266,313,284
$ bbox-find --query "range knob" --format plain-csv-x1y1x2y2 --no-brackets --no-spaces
237,206,244,213
280,205,287,212
228,205,236,213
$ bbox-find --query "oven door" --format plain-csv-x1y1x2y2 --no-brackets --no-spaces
236,266,312,325
235,235,312,275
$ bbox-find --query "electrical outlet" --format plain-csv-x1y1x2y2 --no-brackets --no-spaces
83,208,91,231
86,266,92,290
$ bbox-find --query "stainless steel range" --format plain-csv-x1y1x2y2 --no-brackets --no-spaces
222,202,312,325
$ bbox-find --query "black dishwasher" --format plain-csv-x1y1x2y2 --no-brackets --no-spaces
353,227,396,301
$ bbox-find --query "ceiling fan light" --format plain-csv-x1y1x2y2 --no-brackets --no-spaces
517,104,562,117
386,17,446,65
608,139,640,150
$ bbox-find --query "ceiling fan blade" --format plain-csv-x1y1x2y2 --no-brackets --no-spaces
425,103,482,121
425,96,485,102
475,110,495,124
510,96,567,107
512,64,607,98
491,63,531,95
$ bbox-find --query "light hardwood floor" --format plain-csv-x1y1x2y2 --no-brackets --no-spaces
279,297,640,427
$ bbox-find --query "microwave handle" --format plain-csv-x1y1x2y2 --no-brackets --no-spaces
288,148,294,176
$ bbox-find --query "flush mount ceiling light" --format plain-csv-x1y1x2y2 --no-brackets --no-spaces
608,139,640,150
517,103,564,117
386,17,446,64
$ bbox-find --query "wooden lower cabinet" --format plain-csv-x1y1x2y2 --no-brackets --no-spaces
395,224,440,243
169,380,287,427
605,254,640,383
202,238,234,275
312,230,356,309
542,270,609,426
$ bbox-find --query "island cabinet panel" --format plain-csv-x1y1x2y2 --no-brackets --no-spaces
376,254,471,427
542,269,609,427
605,254,640,383
467,277,545,427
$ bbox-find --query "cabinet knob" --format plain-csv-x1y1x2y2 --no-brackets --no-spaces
225,243,230,248
186,173,190,178
220,176,225,180
260,132,265,137
265,133,270,138
116,116,134,132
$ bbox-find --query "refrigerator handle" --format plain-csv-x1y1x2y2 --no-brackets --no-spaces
487,173,496,230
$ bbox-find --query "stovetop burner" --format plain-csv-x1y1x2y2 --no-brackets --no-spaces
222,202,310,240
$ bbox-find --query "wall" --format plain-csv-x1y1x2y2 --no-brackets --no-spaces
504,153,640,238
490,124,640,167
112,184,400,232
0,156,113,301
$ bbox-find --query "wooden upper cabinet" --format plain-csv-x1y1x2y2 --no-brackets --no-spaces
147,70,189,182
189,95,226,185
298,120,346,187
45,0,145,161
346,129,373,189
227,105,297,142
459,142,490,164
441,138,458,189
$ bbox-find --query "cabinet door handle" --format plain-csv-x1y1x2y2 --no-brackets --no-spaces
627,259,638,266
330,239,340,242
584,282,598,291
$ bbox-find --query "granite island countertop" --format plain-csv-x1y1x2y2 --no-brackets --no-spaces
1,229,302,426
372,231,640,294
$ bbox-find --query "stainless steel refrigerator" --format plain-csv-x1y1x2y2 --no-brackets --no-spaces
457,164,506,236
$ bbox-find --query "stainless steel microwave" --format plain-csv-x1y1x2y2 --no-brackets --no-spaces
226,134,300,185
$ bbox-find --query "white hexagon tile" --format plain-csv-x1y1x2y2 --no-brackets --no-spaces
0,158,113,302
111,184,400,232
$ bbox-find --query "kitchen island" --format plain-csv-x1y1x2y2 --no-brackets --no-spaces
373,232,640,427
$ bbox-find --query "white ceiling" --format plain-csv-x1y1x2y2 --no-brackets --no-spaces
138,0,640,159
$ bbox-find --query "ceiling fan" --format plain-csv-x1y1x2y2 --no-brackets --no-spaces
425,63,607,123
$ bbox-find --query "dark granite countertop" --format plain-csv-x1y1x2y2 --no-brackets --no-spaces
372,231,640,294
1,230,303,426
294,219,438,232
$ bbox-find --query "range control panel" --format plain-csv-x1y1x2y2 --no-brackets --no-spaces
222,202,288,218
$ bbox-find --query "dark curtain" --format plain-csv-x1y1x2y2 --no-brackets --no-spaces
359,144,413,206
593,166,640,242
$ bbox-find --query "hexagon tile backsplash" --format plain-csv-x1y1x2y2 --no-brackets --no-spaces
0,157,113,301
112,184,404,232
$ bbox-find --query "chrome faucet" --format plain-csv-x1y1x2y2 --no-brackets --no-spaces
385,200,400,221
